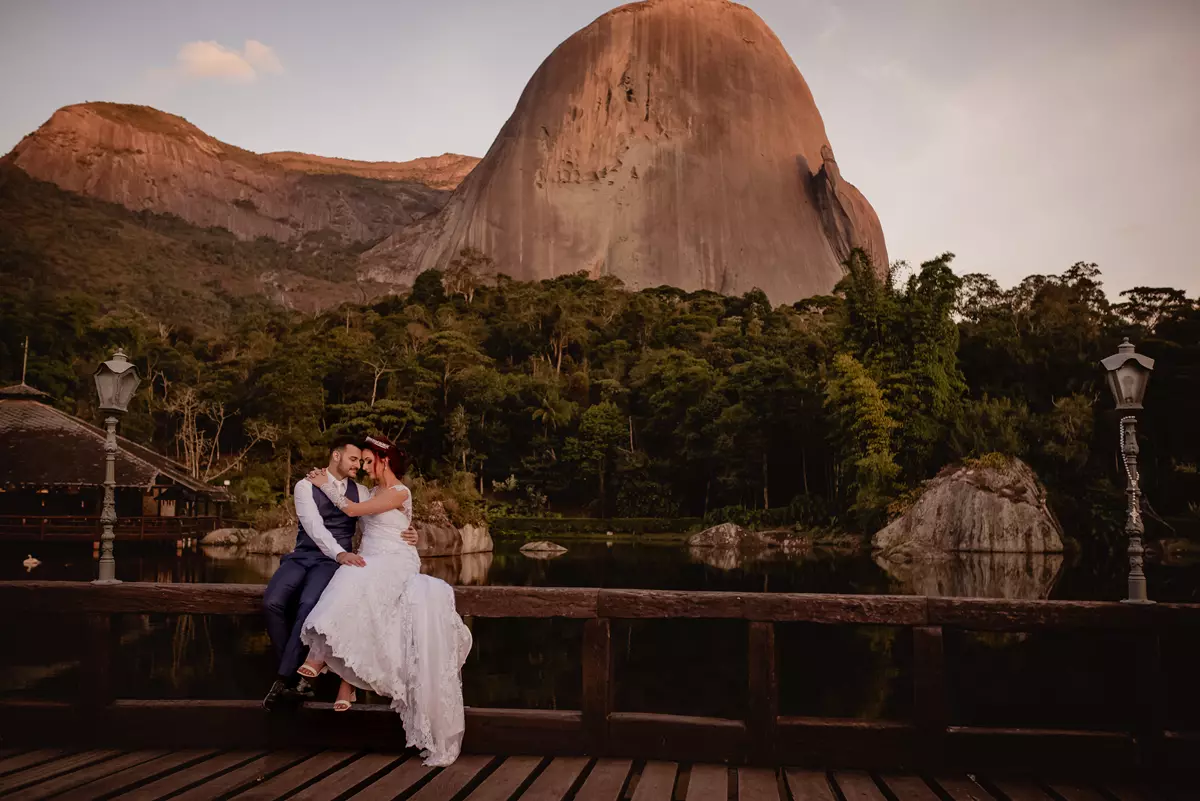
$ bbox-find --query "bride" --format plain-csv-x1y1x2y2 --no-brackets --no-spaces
298,435,472,767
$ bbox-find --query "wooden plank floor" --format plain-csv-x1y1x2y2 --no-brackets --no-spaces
0,748,1173,801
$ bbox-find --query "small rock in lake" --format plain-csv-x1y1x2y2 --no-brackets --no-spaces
520,540,568,553
519,541,568,559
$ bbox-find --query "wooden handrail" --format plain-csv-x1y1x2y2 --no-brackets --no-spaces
4,582,1199,628
1,580,1196,773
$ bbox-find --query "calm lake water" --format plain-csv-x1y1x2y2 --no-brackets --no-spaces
4,536,1199,729
5,535,1200,601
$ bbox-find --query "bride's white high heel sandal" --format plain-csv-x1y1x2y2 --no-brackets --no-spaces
333,688,356,712
297,662,327,679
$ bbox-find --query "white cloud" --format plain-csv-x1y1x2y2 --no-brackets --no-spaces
174,40,283,83
243,40,284,75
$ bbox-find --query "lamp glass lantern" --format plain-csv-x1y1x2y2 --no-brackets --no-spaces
1100,338,1154,411
94,349,141,413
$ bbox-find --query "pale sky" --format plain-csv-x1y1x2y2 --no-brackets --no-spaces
1,0,1197,296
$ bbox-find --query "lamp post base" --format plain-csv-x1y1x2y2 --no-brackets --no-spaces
1121,598,1155,606
92,578,123,585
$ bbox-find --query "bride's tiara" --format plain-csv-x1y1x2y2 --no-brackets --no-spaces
365,436,390,450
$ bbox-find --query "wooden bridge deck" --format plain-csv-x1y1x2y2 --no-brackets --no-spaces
0,748,1175,801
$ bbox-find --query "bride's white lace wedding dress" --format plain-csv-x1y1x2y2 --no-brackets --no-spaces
300,483,472,766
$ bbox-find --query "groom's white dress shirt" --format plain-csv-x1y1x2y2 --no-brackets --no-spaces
293,475,370,560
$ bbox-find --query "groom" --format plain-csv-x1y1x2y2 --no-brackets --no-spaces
262,436,417,710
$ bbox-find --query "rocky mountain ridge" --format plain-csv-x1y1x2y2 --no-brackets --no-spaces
259,151,479,190
2,102,476,244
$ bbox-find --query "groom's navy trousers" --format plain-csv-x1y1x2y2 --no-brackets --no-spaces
263,482,359,678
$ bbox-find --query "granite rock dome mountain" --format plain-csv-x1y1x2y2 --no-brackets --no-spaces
364,0,887,303
2,102,478,244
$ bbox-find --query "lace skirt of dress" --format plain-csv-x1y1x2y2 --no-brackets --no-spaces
300,551,473,766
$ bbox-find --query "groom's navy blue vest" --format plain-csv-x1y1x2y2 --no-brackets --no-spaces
294,481,359,558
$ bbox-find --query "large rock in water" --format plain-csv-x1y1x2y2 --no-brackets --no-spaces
363,0,887,303
686,523,747,549
873,457,1065,558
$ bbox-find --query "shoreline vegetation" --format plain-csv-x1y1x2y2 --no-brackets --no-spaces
4,194,1198,554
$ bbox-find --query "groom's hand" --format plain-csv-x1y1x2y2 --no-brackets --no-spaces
401,529,418,547
337,552,366,567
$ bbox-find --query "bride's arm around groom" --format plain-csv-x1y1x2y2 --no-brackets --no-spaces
309,469,411,520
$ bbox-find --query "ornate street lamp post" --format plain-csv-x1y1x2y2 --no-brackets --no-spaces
1100,338,1155,604
93,349,141,584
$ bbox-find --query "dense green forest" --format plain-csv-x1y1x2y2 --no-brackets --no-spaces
4,237,1195,546
2,198,1197,543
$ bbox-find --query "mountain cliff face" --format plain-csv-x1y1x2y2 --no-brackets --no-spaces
4,0,887,303
364,0,887,303
2,102,476,244
260,151,479,190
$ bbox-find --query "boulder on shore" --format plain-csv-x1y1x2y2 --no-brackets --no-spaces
413,521,493,558
687,523,809,553
686,523,748,549
873,456,1064,559
200,528,247,546
244,526,297,555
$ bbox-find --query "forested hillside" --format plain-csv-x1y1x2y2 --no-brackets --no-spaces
3,230,1196,544
0,166,391,330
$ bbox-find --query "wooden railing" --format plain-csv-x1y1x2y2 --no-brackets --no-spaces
0,516,241,540
1,581,1198,775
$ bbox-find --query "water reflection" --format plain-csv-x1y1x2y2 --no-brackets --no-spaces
7,538,1199,603
687,544,820,572
520,550,567,561
874,551,1064,599
201,547,280,582
421,552,493,585
687,546,745,571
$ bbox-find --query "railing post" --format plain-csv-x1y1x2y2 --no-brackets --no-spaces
80,613,115,731
582,617,612,755
748,621,778,763
1135,629,1165,771
912,625,948,768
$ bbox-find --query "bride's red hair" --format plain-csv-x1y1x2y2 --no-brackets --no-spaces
362,434,412,477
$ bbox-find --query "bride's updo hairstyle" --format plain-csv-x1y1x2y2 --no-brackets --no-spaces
362,434,412,478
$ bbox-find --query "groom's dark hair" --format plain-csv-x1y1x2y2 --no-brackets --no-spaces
329,435,360,454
